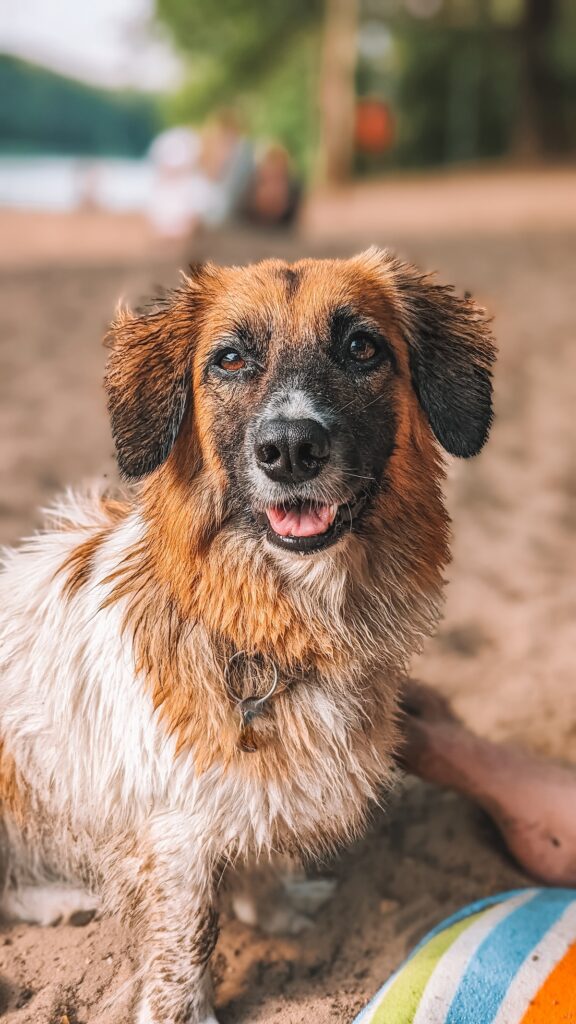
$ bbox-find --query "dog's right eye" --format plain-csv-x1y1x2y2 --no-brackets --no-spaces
216,350,246,373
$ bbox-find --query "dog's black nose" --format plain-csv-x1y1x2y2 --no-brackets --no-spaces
255,418,331,483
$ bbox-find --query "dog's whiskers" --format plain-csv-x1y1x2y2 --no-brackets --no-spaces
335,386,385,414
354,390,388,415
340,470,376,483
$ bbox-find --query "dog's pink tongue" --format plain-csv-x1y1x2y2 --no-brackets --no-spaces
267,504,336,538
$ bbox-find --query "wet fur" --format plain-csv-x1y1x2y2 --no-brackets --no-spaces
0,249,495,1023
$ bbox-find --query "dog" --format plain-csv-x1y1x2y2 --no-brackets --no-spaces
0,248,495,1023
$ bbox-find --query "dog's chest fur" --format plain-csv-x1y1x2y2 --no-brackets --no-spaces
0,490,440,876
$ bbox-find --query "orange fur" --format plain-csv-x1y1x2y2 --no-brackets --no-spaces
61,530,109,598
0,740,28,825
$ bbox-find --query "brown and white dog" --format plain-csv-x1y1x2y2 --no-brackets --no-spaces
0,249,495,1023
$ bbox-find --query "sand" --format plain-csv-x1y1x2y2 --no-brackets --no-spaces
1,196,575,1022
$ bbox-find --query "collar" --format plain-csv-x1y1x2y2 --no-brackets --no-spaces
224,650,290,752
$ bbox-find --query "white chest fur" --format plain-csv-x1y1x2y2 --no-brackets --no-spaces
0,501,390,873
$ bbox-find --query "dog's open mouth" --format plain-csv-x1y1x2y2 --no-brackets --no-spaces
264,495,367,553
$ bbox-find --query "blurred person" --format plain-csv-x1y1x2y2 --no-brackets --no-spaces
148,112,254,241
401,680,576,886
148,126,202,239
198,108,254,225
75,161,103,212
244,143,301,227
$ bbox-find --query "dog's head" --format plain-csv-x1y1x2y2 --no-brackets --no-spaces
105,249,495,560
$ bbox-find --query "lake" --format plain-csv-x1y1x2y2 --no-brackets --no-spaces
0,156,153,212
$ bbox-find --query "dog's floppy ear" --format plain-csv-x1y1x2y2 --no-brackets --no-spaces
379,252,496,457
104,290,196,479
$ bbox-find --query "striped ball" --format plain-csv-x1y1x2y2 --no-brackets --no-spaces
354,889,576,1024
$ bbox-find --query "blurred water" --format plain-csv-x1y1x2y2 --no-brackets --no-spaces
0,156,153,212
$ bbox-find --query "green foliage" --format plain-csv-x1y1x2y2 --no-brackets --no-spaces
391,25,520,168
246,32,319,176
0,55,159,157
357,0,576,170
157,0,321,89
157,0,576,175
551,5,576,79
157,0,323,172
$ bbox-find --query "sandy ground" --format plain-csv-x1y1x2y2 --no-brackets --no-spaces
1,185,576,1022
302,165,576,242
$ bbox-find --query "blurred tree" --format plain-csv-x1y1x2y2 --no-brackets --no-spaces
317,0,359,181
156,0,576,177
513,0,568,157
0,55,158,157
156,0,359,182
361,0,576,168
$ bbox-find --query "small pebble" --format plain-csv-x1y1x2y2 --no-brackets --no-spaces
70,909,96,927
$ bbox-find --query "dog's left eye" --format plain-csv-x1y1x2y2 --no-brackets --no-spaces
216,349,246,373
347,333,378,363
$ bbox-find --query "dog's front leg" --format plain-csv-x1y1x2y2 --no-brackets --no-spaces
108,816,220,1024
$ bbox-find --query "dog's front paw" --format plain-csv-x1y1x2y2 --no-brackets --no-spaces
137,994,220,1024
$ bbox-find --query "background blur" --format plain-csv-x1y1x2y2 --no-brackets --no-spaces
1,3,576,1023
1,0,576,236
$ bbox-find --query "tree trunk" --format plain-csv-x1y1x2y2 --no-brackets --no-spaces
316,0,359,184
512,0,564,159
